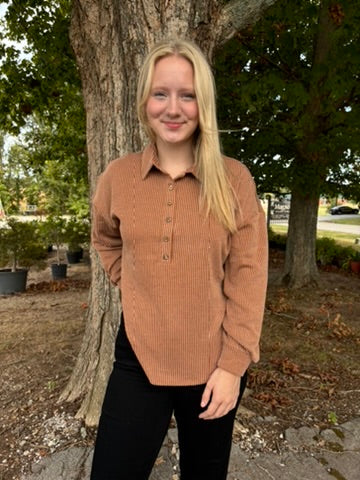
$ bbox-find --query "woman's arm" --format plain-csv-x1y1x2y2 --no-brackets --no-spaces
91,172,123,287
218,167,268,377
200,165,268,419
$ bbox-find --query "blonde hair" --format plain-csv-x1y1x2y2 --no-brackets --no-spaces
137,39,237,232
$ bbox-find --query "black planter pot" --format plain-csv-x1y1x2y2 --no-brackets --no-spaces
66,250,82,264
51,263,67,280
0,269,28,295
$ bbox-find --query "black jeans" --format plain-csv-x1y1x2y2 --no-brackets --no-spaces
90,318,247,480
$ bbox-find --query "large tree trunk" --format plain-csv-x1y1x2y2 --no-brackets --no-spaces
60,0,278,426
281,189,320,289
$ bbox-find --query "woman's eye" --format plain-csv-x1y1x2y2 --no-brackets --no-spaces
153,92,166,98
182,93,196,100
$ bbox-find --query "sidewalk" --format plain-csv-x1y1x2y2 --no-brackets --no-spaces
22,417,360,480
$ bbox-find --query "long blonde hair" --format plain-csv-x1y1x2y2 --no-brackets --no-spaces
137,39,237,232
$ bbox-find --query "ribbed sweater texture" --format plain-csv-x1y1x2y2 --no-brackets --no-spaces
92,144,268,386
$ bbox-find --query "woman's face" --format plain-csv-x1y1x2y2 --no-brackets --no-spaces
146,55,199,149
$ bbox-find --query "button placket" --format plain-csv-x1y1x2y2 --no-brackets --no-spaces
161,181,176,262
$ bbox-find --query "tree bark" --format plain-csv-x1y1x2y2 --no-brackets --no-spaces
281,187,320,289
61,0,278,426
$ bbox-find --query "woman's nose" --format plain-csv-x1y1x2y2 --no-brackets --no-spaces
167,95,180,115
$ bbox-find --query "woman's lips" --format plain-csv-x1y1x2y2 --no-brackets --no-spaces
163,122,183,129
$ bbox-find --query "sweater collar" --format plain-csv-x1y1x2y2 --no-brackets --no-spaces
141,143,199,180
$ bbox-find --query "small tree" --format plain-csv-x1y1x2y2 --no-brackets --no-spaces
0,218,47,271
65,216,90,252
40,215,68,265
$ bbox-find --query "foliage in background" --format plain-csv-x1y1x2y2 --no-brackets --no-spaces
0,0,76,132
268,228,360,271
0,217,47,271
0,0,87,218
0,142,42,214
215,0,360,286
64,216,90,251
39,215,68,264
39,215,90,264
214,0,360,201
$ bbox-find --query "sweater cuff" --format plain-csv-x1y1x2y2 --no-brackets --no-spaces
217,337,252,377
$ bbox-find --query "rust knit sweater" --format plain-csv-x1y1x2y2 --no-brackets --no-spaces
92,144,268,386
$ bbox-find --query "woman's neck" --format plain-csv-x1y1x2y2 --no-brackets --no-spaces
155,141,195,178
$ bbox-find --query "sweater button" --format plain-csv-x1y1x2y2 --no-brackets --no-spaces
162,254,169,260
163,236,169,242
168,183,174,191
165,217,172,223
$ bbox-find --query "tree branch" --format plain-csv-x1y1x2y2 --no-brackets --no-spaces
216,0,279,45
334,86,356,111
240,37,299,81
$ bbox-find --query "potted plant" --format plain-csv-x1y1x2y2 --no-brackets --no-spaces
349,250,360,274
65,216,90,264
341,248,360,274
0,218,47,294
40,215,68,279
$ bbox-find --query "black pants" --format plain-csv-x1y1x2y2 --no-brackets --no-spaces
90,318,247,480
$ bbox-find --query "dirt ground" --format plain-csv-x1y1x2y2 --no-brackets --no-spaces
0,249,359,480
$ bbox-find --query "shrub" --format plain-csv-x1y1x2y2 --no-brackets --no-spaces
0,218,47,271
315,237,360,270
267,231,360,271
39,216,68,265
65,216,90,251
315,237,341,266
268,227,287,251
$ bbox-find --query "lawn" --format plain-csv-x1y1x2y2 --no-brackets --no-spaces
270,224,360,250
328,217,360,226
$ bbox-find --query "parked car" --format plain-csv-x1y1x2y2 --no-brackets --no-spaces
330,205,359,215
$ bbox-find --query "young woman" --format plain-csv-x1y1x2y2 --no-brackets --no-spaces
90,39,268,480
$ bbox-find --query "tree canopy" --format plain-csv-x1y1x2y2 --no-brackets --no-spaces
0,0,77,131
214,0,360,202
0,0,87,217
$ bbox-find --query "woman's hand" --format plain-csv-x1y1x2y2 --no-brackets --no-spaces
198,367,240,420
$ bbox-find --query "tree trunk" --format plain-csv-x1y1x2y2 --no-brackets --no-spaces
280,0,340,289
281,189,320,289
61,0,278,426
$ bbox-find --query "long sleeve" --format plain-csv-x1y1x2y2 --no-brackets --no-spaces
217,168,268,377
91,170,123,287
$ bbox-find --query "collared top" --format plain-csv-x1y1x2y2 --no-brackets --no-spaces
92,144,268,386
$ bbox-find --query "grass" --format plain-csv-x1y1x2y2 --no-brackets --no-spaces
270,224,360,250
316,231,360,248
328,217,360,226
318,205,329,216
